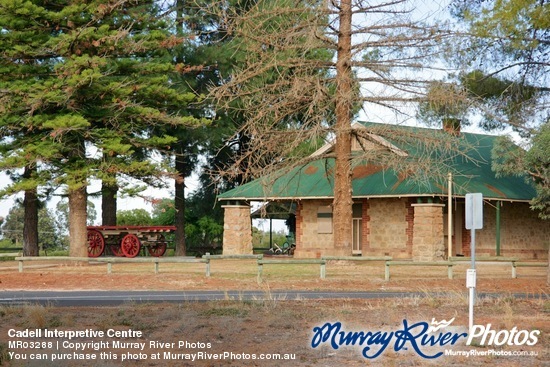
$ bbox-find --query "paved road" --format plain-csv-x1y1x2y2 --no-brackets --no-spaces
0,290,546,307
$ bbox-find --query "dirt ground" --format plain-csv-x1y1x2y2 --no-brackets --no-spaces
0,259,548,367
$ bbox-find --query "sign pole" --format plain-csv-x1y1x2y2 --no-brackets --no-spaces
448,173,453,259
471,228,475,270
465,193,483,333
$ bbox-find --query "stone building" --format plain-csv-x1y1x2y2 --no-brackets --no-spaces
218,122,549,260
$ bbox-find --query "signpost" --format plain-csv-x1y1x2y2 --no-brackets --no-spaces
465,193,483,332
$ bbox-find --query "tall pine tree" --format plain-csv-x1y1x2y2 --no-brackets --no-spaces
0,0,205,256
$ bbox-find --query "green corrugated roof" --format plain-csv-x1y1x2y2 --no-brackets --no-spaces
218,122,536,202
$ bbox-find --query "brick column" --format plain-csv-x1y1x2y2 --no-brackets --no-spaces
411,203,445,261
222,204,253,255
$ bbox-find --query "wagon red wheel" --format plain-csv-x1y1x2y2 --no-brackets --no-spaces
148,234,167,257
87,229,105,258
120,234,141,258
110,245,124,257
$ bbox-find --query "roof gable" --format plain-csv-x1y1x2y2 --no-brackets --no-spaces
310,122,408,157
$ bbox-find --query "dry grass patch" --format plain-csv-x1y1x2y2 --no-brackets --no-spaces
0,295,548,366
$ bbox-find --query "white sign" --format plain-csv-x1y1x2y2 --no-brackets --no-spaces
466,269,476,288
465,193,483,230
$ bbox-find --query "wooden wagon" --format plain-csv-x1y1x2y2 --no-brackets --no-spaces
87,225,177,258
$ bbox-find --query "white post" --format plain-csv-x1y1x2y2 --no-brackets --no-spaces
467,268,476,331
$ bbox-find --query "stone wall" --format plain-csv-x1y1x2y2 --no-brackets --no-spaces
294,199,335,258
294,198,412,258
464,201,549,259
226,198,548,260
363,198,410,258
411,204,446,261
222,204,253,255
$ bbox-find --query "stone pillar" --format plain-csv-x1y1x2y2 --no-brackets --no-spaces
222,203,253,255
411,203,445,261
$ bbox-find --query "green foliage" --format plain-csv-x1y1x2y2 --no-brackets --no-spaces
0,239,13,248
0,0,206,207
0,202,63,250
252,227,288,248
446,0,548,130
183,183,226,250
111,193,224,250
437,0,549,219
458,0,548,54
151,198,176,226
417,81,469,127
523,123,550,219
460,70,539,130
117,209,153,226
493,122,550,219
185,216,223,249
0,0,212,255
40,249,69,256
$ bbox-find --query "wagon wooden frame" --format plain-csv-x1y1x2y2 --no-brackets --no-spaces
87,225,177,258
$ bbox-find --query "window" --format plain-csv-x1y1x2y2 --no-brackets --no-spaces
317,205,333,234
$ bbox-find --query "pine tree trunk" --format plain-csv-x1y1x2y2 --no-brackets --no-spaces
332,0,353,254
102,181,118,226
22,165,39,256
69,186,88,257
175,153,186,256
173,0,186,257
